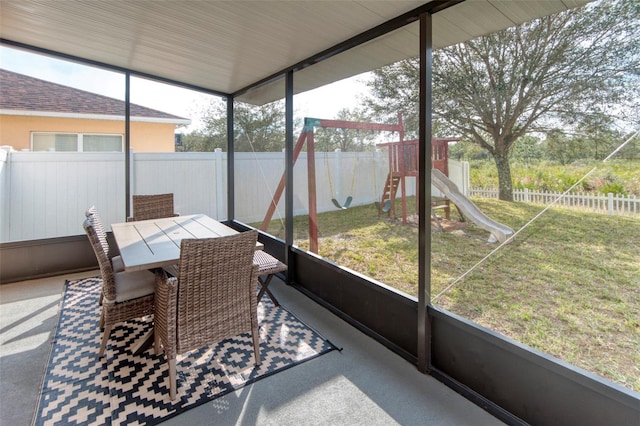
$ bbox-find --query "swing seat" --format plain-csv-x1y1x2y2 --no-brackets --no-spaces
375,199,392,213
332,195,353,210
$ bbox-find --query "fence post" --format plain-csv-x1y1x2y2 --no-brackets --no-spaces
0,149,10,242
524,188,529,203
129,148,135,216
374,149,382,202
334,148,342,202
215,148,225,219
608,192,614,216
463,161,470,196
373,149,378,201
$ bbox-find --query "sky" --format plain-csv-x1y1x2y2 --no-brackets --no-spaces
0,46,369,133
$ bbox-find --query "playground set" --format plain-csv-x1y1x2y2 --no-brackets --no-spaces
376,133,460,225
260,115,513,253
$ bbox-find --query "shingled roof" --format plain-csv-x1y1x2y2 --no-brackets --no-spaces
0,69,189,124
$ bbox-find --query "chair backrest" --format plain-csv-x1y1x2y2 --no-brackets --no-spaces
175,230,258,354
83,216,116,301
131,193,176,221
85,206,112,258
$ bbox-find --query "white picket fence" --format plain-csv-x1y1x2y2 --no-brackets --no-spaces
0,148,469,243
470,187,639,217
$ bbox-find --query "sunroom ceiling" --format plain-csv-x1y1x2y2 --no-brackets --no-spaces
1,1,591,105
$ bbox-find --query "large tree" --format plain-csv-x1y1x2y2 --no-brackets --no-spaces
183,99,286,152
366,0,639,200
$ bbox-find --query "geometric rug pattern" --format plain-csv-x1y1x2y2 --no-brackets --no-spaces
33,277,337,425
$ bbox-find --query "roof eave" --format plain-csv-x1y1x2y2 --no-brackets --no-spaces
0,109,191,126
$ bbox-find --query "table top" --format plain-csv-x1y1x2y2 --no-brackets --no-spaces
112,214,263,272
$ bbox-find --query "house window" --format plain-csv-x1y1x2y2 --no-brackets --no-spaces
32,133,77,151
32,133,123,152
82,134,123,152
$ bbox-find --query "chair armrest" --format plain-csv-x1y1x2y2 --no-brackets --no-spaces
249,263,259,300
154,270,179,358
251,264,259,283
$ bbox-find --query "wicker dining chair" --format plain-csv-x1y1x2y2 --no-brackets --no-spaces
128,193,178,222
83,216,156,358
253,250,287,306
154,230,260,400
85,206,125,307
85,206,124,272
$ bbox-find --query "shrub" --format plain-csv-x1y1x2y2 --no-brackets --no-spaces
469,160,638,196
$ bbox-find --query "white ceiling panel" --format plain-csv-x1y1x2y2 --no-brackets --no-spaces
0,0,592,104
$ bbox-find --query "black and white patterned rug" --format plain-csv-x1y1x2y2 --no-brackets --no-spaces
33,276,337,425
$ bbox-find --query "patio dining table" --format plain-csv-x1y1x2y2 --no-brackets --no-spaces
111,213,263,273
111,213,264,355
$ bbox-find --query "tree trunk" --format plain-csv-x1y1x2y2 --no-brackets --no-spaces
494,154,514,201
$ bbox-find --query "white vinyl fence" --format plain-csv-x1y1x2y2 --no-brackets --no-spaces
470,187,639,217
0,148,469,243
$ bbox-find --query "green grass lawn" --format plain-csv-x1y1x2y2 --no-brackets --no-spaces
259,197,640,392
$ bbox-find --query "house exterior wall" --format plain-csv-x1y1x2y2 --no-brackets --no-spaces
0,115,176,152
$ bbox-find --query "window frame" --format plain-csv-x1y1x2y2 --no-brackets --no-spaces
31,132,124,152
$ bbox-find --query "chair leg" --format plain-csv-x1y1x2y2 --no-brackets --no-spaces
98,324,112,358
154,330,161,355
99,308,105,330
252,326,261,366
169,358,177,401
257,275,280,306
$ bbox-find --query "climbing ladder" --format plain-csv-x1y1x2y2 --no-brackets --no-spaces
379,173,401,213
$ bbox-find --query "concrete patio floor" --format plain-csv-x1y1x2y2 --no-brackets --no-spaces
1,271,504,425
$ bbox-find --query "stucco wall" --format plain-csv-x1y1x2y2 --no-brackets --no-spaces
0,115,176,152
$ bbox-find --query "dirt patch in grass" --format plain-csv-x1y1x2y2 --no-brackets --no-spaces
398,213,470,232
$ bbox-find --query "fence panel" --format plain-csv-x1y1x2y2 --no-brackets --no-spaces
470,187,639,217
133,151,223,220
448,160,469,196
234,151,289,224
4,152,125,242
0,151,469,243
